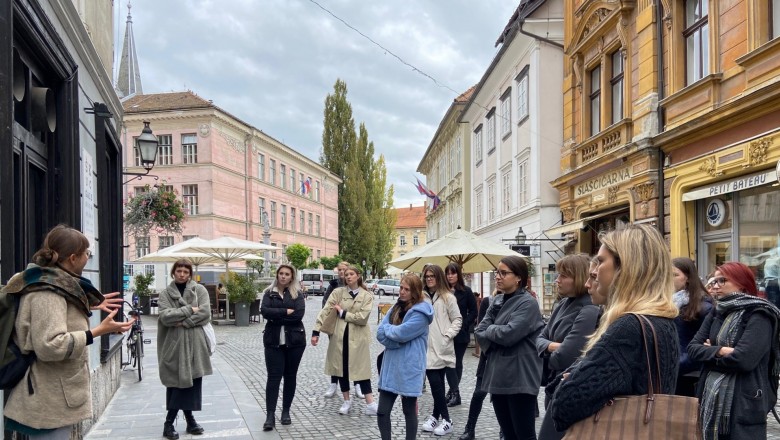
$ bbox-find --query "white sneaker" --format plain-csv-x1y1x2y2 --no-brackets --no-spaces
338,399,352,415
422,415,439,432
364,401,378,416
324,383,338,398
433,419,453,436
355,387,365,399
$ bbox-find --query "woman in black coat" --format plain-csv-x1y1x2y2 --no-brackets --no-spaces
444,262,477,407
536,254,599,440
261,264,306,431
688,261,780,440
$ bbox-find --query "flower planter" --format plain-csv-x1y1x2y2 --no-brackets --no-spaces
234,302,251,327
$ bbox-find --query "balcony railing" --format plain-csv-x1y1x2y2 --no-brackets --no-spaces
576,120,631,167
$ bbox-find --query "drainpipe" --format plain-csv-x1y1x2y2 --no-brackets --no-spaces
656,1,666,238
519,19,564,50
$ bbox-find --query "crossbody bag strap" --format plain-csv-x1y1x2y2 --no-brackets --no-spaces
630,313,656,424
638,314,663,394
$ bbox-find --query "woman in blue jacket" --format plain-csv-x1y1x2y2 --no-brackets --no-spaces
376,273,434,440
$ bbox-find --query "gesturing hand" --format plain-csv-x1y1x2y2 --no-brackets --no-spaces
93,291,123,313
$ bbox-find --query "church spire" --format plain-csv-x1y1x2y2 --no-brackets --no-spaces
115,1,143,100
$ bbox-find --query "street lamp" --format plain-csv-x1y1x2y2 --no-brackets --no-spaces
123,121,159,184
515,227,527,245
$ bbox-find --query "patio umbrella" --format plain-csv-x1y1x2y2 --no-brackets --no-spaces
388,227,527,274
177,237,278,320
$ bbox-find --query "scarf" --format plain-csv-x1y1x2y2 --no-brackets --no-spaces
672,289,690,310
1,264,103,317
700,292,780,439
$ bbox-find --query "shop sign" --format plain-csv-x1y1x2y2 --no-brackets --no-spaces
575,167,632,197
682,169,778,201
706,199,727,227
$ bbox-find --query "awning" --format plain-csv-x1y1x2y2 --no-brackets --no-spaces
544,207,628,236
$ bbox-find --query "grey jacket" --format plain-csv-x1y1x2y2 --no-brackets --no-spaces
157,281,213,388
536,294,599,384
475,289,544,395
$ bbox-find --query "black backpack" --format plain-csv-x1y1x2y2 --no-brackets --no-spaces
0,292,36,392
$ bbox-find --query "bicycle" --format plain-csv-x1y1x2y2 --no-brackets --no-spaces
121,297,151,381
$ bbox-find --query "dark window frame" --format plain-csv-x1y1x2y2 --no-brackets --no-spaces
683,0,709,85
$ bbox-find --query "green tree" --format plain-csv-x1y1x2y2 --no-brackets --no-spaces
286,243,312,270
319,255,342,270
246,259,264,277
133,272,155,297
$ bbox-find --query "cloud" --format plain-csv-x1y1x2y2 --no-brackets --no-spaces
121,0,517,207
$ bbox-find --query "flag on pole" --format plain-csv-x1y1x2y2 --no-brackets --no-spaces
304,177,312,194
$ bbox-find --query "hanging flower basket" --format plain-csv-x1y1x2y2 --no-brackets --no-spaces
124,184,186,236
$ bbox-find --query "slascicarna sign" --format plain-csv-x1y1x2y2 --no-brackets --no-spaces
575,167,632,197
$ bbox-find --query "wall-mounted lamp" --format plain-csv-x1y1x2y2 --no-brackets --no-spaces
123,121,159,184
515,226,527,245
663,155,671,168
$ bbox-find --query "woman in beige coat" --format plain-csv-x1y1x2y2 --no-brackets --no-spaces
3,225,132,439
311,265,376,416
421,264,462,436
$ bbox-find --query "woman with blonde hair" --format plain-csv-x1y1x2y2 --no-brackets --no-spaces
549,224,680,433
421,264,462,436
311,265,377,416
260,264,306,431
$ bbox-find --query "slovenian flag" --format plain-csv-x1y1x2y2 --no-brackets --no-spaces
301,177,312,195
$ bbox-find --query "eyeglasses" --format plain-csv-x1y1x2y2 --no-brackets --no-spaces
424,275,435,280
708,277,728,288
495,270,513,278
85,249,93,258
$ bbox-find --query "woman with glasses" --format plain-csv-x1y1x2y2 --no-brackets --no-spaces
549,225,679,435
376,273,434,440
671,257,713,397
421,265,462,436
475,256,544,440
537,254,599,440
688,262,780,440
444,262,477,407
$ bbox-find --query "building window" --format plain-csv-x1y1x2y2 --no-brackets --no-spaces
488,180,496,221
181,134,198,164
133,137,141,166
289,168,296,192
413,234,419,246
300,210,305,232
500,88,511,135
518,160,528,206
474,125,483,165
684,0,709,86
136,236,150,258
159,236,174,249
316,215,321,236
157,135,173,165
308,213,313,235
400,235,407,246
270,202,277,227
610,51,624,125
439,158,446,189
290,207,296,231
455,136,462,172
269,159,276,186
773,0,780,39
280,165,286,190
299,172,305,194
486,109,496,154
259,197,266,222
589,65,601,137
315,181,320,201
516,68,529,122
183,184,199,215
502,169,512,214
281,204,287,229
183,235,198,241
258,154,265,181
134,185,147,196
476,188,483,226
271,243,277,260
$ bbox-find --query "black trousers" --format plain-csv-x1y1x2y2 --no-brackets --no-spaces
538,391,564,440
264,345,305,413
445,342,469,392
337,325,372,394
377,390,417,440
465,375,489,426
425,368,450,421
492,393,537,440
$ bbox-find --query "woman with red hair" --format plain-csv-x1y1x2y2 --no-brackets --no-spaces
689,261,780,439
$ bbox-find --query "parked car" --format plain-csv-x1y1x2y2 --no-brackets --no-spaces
300,269,337,296
372,279,401,297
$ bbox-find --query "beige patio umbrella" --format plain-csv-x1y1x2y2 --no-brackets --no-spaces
388,227,527,274
177,237,278,320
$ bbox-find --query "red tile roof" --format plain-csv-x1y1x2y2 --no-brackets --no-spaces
123,91,214,113
394,205,427,229
455,85,476,103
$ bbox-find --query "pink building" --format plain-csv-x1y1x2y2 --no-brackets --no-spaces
122,91,340,277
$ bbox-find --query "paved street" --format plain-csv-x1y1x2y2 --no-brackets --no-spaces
87,294,780,439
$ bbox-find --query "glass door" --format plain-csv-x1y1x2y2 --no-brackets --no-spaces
702,240,731,277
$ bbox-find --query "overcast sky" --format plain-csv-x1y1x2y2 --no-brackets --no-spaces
117,0,518,208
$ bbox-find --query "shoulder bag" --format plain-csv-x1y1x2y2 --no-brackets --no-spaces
319,288,344,336
563,314,701,440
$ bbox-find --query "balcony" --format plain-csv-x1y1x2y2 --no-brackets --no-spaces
575,119,631,168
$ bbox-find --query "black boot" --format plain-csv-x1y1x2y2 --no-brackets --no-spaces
163,410,179,440
263,413,275,431
445,388,453,401
457,421,475,440
281,408,292,425
183,411,204,435
447,390,461,407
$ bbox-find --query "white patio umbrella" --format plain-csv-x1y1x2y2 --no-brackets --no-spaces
388,227,527,274
177,237,278,320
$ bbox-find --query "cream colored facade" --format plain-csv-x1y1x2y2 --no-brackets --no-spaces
418,88,473,241
390,205,428,262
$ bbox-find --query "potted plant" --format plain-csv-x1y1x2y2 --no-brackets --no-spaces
133,272,155,315
223,272,256,327
124,183,186,237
